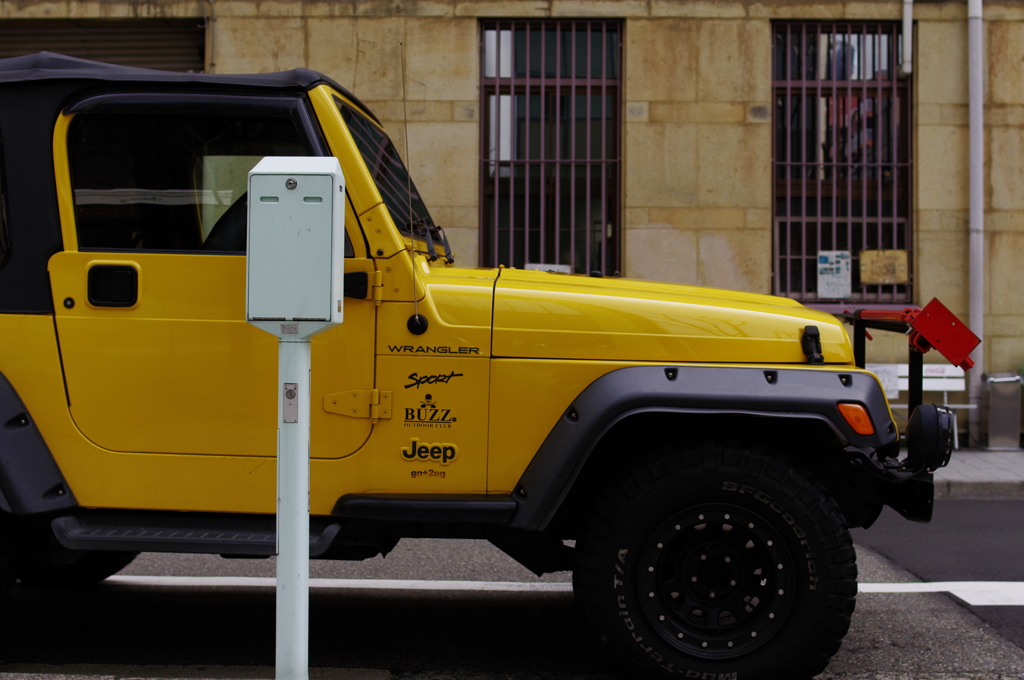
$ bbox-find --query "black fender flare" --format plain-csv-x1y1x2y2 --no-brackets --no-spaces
509,364,896,531
0,372,77,514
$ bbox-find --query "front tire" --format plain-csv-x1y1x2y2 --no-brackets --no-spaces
574,443,857,680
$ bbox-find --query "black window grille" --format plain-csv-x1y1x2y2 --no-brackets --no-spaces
480,19,621,274
773,21,912,304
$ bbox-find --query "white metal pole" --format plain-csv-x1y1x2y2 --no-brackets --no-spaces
967,0,985,445
276,338,311,680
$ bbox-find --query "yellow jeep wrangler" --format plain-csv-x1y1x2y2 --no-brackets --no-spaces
0,52,954,680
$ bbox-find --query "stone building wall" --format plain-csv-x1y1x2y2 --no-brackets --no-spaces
1,0,1022,376
981,4,1024,377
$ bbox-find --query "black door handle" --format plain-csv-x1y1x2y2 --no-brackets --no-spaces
88,265,138,307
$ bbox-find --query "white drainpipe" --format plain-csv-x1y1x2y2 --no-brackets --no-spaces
968,0,985,444
901,0,914,77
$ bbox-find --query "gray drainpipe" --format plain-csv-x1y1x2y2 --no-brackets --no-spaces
968,0,985,444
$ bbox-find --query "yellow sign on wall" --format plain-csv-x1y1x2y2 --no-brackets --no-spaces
860,250,908,285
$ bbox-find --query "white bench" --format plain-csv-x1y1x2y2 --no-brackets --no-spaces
867,363,977,450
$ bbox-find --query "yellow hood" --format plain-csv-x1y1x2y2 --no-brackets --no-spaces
492,269,852,364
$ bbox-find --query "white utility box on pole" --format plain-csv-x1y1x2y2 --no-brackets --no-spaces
245,156,345,680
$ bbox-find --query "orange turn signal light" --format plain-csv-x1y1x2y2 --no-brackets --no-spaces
837,403,875,436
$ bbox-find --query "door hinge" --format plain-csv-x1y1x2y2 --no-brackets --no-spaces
323,389,391,420
371,270,384,304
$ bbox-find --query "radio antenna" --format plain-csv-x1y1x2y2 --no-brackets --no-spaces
400,41,428,335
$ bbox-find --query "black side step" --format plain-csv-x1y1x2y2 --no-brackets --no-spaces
52,512,341,557
333,494,517,524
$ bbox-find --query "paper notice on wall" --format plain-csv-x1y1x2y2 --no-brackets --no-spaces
817,250,852,299
860,249,909,285
866,363,900,399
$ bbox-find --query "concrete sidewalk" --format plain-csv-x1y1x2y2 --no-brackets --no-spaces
935,446,1024,498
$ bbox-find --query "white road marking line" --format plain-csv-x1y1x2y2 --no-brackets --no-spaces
106,576,574,592
105,576,1024,605
860,581,1024,606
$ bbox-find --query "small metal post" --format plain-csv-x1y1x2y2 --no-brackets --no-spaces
853,317,866,369
908,349,924,415
276,339,311,680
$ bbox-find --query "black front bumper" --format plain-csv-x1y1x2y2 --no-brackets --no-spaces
860,403,955,524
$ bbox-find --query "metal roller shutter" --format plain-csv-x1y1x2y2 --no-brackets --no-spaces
0,19,205,72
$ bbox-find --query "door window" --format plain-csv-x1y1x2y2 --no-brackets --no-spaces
69,114,309,252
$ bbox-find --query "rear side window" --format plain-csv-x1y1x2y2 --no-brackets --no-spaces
69,114,310,252
0,132,9,266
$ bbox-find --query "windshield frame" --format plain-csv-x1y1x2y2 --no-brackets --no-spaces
332,94,435,238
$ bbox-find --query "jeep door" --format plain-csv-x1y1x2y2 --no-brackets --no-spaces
48,93,374,459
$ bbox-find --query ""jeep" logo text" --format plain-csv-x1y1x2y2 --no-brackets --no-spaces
401,438,457,464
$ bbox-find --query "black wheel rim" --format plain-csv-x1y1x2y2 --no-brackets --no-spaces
637,503,797,659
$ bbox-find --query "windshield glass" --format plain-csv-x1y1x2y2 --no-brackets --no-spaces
334,95,434,236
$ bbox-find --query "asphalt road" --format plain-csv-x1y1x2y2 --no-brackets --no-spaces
3,542,596,678
1,505,1023,679
852,499,1024,652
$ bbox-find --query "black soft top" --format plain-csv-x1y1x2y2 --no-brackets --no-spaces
0,50,334,89
0,51,375,118
0,53,371,314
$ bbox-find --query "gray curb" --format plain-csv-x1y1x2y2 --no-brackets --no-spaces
936,480,1024,499
932,448,1024,499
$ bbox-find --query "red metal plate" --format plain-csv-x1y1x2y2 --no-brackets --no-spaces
910,298,981,370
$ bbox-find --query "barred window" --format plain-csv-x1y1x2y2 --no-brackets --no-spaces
773,22,912,304
480,19,621,274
